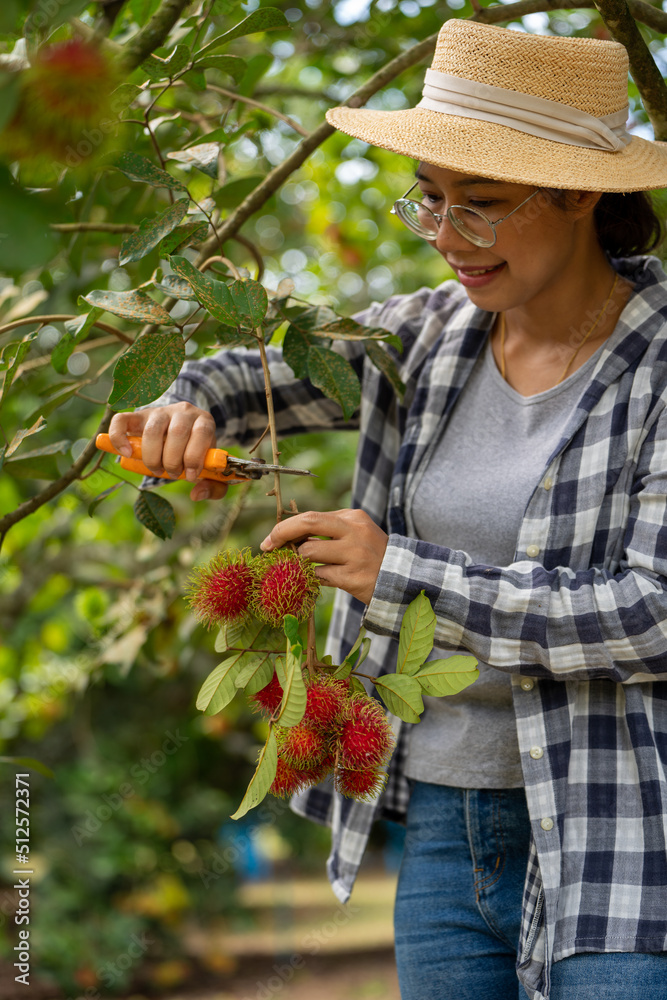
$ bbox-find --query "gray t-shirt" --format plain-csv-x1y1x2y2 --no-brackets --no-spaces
405,335,600,788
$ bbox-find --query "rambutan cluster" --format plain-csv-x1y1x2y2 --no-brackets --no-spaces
1,40,118,164
253,670,395,803
186,547,320,630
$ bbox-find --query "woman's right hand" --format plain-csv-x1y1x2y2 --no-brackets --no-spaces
108,402,228,501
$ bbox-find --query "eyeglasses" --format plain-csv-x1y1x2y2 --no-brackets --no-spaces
391,182,541,248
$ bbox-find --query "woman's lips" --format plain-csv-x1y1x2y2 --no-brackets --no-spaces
451,261,506,288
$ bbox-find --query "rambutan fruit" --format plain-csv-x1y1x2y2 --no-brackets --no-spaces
250,671,283,716
304,676,349,732
1,40,118,164
277,723,327,769
299,753,335,786
251,549,320,628
186,549,256,628
335,766,386,801
337,695,395,770
270,758,308,798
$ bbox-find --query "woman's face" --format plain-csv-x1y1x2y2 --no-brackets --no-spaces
413,164,600,314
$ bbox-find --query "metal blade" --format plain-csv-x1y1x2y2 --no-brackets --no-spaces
226,457,317,478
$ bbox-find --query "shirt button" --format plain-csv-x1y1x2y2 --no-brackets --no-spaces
543,476,553,491
529,746,544,759
520,678,535,691
526,544,540,558
540,817,554,831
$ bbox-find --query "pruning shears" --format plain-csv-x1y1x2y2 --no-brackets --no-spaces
95,434,316,483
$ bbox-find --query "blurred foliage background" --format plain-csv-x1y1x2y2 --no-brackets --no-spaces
0,0,665,993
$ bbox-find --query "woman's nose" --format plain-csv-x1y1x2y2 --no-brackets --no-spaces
433,214,476,254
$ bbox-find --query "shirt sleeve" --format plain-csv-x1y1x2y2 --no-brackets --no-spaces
363,403,667,685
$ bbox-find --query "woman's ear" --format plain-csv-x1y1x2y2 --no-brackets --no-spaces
567,189,603,218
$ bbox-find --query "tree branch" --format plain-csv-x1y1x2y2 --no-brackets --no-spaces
206,83,310,137
0,314,133,345
197,31,440,258
118,0,193,73
0,408,113,552
474,0,667,35
593,0,667,139
51,222,139,234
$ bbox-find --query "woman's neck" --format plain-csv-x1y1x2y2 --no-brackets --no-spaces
495,247,634,396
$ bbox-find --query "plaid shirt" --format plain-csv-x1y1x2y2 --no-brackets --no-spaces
152,255,667,1000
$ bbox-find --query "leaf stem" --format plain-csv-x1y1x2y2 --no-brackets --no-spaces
306,614,317,680
255,332,283,523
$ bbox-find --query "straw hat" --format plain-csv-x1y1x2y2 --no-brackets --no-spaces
326,20,667,192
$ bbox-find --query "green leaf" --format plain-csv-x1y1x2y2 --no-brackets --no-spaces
230,279,268,328
111,151,188,195
275,642,306,728
215,618,283,654
283,325,313,380
169,255,232,320
119,200,189,266
24,0,88,37
374,674,424,723
0,331,37,408
110,83,142,118
235,654,274,695
312,317,403,351
88,483,124,517
5,416,47,458
153,275,199,301
168,143,221,179
0,167,57,271
109,332,185,409
142,43,191,81
365,340,406,400
414,657,480,697
215,175,265,209
200,9,289,57
187,122,254,147
196,658,243,715
192,54,246,81
0,756,54,780
183,69,207,92
336,628,368,678
81,289,172,326
26,383,82,422
307,346,360,420
397,591,436,676
169,256,239,325
4,440,71,481
133,491,175,540
158,221,209,257
52,308,104,374
283,615,302,650
0,73,19,132
230,728,278,820
238,52,273,96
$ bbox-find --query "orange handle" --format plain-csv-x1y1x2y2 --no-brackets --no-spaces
95,434,250,483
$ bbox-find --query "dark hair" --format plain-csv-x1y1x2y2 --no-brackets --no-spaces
548,189,663,257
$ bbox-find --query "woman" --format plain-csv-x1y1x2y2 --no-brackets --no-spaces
109,20,667,1000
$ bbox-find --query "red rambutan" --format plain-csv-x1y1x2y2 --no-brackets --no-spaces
304,676,349,732
298,753,335,786
277,723,327,769
251,550,320,628
337,695,395,770
186,549,256,628
250,671,283,716
270,758,308,798
1,40,118,163
335,766,386,801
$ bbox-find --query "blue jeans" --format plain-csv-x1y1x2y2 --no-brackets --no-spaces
394,781,667,999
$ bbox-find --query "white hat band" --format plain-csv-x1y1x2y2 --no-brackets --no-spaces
418,69,630,152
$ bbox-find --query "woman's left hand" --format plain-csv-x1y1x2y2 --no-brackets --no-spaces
260,509,389,607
